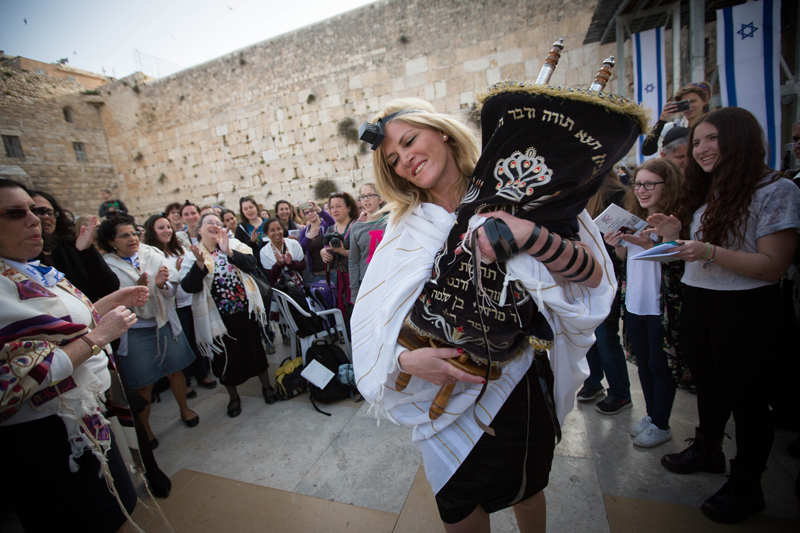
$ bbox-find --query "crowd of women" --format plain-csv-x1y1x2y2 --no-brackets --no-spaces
2,75,799,532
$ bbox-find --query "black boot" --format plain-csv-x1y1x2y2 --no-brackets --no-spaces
701,459,765,523
661,428,726,474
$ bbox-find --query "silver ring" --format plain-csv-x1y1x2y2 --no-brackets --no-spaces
128,314,136,321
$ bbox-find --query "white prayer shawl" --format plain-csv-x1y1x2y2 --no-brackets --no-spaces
180,238,268,360
352,204,616,494
104,244,182,337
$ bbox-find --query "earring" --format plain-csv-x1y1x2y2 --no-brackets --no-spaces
443,134,448,141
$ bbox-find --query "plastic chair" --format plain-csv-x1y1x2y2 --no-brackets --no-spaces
271,288,352,366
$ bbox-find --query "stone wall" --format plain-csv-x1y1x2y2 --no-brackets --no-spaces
0,67,116,215
98,0,623,218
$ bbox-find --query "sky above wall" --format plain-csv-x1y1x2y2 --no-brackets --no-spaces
0,0,377,79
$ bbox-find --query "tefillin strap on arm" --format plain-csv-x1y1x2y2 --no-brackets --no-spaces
522,224,596,282
483,218,519,262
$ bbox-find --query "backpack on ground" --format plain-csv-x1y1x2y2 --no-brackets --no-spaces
305,340,358,416
274,277,324,337
274,357,306,401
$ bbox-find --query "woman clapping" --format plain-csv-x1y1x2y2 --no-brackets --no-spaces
181,213,276,417
98,216,199,450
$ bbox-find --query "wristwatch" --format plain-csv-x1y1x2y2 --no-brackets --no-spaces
80,335,103,356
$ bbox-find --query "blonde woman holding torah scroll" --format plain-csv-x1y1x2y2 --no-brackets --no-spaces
352,71,647,531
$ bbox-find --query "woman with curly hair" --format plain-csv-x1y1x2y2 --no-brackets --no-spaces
98,216,199,449
604,159,686,448
234,196,266,254
648,107,800,523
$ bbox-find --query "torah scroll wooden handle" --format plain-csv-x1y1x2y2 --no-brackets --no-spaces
430,383,457,420
396,371,412,392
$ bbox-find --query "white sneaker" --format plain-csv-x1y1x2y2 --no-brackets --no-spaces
630,416,652,437
632,423,672,448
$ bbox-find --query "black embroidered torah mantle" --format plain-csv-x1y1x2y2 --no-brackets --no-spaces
406,82,649,366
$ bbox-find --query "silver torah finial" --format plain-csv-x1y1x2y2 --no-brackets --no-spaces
589,56,615,92
535,38,564,85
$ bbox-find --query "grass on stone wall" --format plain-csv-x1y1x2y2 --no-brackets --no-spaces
337,118,358,143
314,178,337,199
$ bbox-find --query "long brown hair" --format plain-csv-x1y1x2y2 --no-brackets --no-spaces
675,107,774,246
143,214,184,257
624,159,682,219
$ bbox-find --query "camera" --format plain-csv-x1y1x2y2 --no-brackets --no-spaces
673,100,691,112
359,120,385,151
324,232,343,249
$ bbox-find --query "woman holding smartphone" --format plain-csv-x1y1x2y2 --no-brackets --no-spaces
641,82,711,157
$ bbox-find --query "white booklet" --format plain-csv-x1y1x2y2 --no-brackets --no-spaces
301,359,335,389
593,204,649,248
631,241,682,262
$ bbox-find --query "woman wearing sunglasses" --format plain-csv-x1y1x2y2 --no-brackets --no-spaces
98,216,199,451
0,179,147,532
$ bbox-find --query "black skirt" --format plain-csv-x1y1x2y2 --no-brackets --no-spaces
435,358,557,524
211,311,269,386
0,415,136,533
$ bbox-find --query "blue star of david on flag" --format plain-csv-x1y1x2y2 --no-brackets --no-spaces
644,83,655,93
717,0,781,170
737,21,758,39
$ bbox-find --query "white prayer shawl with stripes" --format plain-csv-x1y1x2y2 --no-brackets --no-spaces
352,203,616,494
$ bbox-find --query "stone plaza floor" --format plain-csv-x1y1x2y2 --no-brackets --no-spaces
2,337,797,533
122,338,800,533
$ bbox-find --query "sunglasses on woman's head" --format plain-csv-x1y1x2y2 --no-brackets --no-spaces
0,206,55,219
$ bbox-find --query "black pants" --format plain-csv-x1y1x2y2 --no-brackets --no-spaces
681,284,783,476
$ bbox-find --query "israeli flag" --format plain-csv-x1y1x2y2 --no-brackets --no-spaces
633,27,667,165
717,0,781,169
